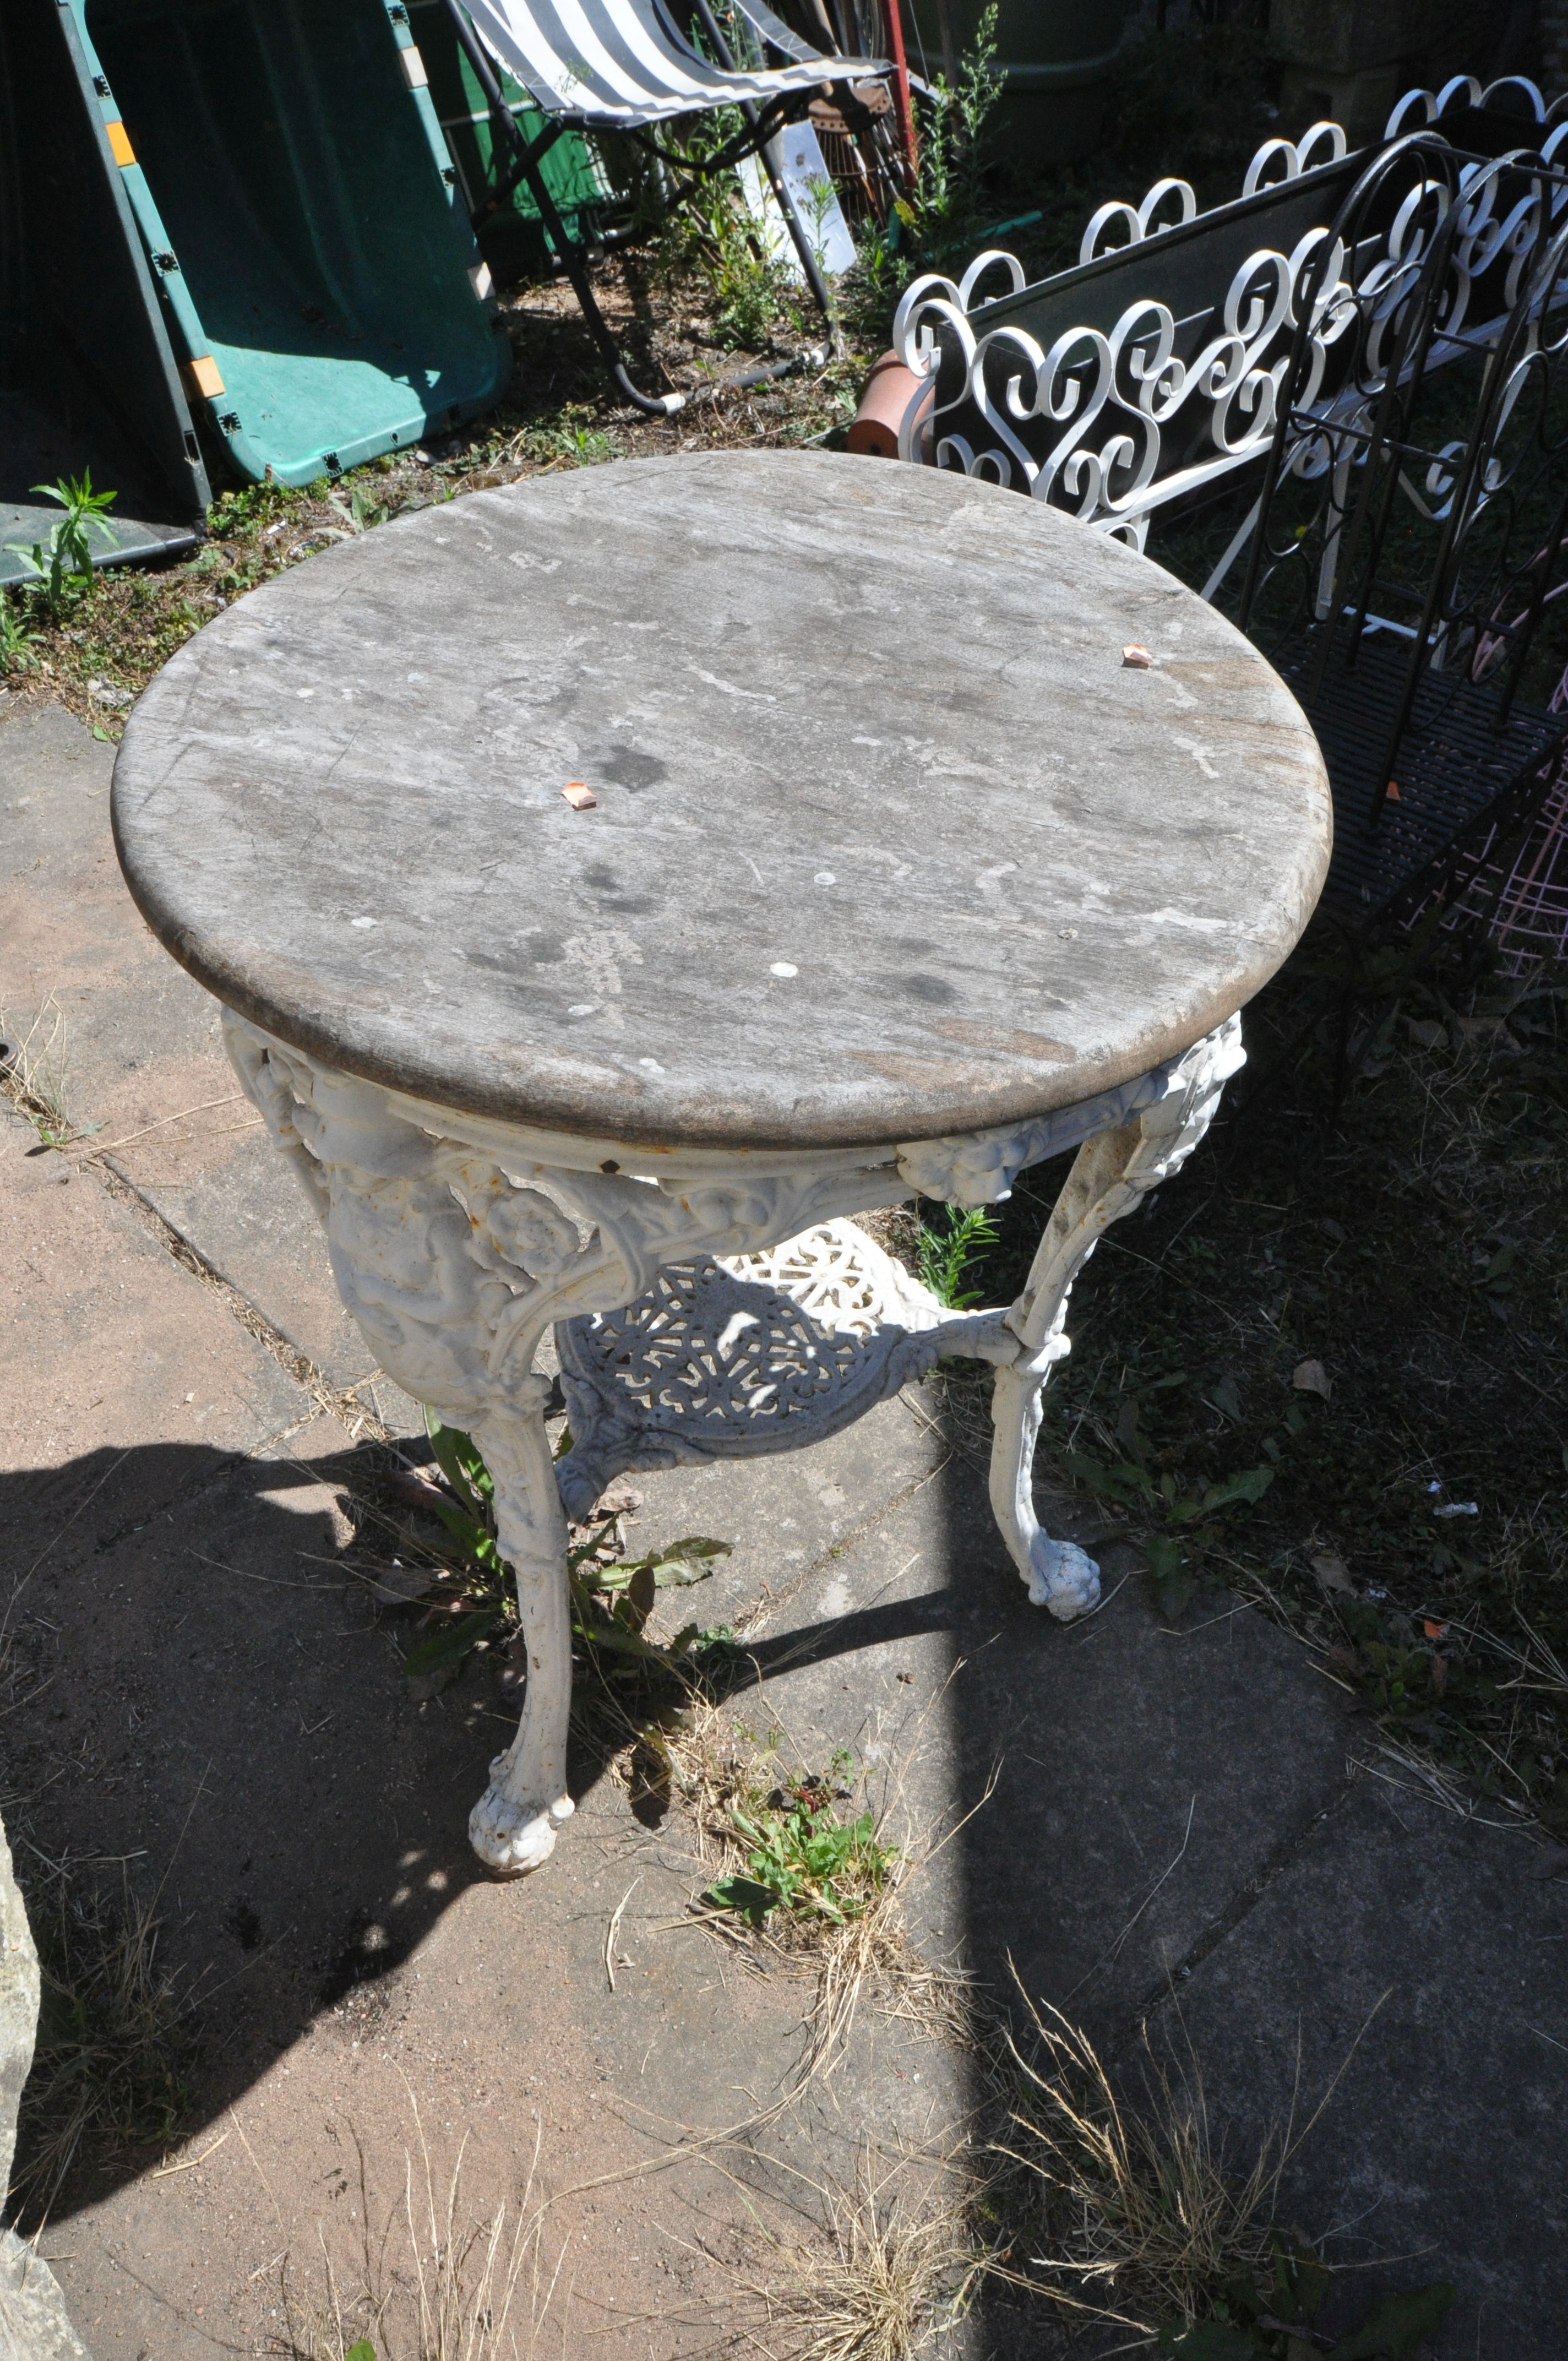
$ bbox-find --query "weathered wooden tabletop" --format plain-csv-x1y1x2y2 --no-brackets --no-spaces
112,450,1330,1151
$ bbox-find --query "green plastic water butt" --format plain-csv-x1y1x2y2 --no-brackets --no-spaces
73,0,513,488
0,1,206,590
410,1,610,281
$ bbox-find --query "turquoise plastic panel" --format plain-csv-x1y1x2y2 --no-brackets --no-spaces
74,0,511,486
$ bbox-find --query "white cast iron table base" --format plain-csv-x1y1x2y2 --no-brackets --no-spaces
227,1009,1244,1876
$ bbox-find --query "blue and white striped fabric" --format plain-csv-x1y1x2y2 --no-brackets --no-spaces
466,0,885,124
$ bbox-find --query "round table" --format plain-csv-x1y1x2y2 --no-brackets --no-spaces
112,449,1331,1874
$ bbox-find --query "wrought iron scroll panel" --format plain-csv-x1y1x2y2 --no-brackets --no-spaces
892,87,1568,563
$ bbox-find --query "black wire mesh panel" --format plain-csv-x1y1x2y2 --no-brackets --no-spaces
1271,629,1564,921
1232,125,1568,927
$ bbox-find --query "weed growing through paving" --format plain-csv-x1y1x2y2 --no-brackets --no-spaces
389,1413,735,1706
0,996,100,1151
12,1867,191,2225
705,1750,899,1929
682,1702,983,2093
989,1986,1454,2358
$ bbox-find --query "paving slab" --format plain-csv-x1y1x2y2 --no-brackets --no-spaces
1164,1773,1568,2360
617,1386,950,1638
1,700,399,1398
0,1108,313,1521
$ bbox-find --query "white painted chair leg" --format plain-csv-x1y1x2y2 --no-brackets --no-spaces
466,1381,576,1876
988,1018,1245,1618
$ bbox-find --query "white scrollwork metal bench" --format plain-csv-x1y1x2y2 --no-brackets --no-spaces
110,450,1330,1876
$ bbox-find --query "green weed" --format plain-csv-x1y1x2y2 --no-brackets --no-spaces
398,1413,733,1695
906,2,1004,253
4,470,118,616
1156,2273,1455,2358
840,5,1003,340
706,1752,899,1929
1067,1384,1275,1618
649,14,803,353
0,587,40,672
917,1202,1001,1308
208,475,305,532
324,483,391,536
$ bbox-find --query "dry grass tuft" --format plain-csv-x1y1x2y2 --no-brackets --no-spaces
996,1994,1282,2337
728,2147,983,2361
990,1978,1386,2342
0,995,88,1151
13,1866,190,2223
300,2099,557,2361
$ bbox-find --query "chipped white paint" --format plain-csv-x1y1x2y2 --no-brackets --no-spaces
226,1007,1242,1874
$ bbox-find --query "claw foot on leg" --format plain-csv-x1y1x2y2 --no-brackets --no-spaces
1026,1536,1101,1619
469,1760,575,1877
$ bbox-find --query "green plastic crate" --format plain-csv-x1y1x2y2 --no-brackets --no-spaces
72,0,513,487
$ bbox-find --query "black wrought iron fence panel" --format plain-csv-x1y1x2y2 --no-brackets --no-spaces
1233,133,1568,839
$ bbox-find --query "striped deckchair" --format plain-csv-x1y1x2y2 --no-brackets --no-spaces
442,0,888,411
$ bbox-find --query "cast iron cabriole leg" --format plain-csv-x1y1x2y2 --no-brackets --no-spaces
222,1006,920,1877
467,1392,576,1874
987,1018,1245,1619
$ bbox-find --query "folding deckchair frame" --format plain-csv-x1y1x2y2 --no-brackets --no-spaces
443,0,889,412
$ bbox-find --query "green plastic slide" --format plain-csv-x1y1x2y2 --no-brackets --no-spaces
73,0,513,487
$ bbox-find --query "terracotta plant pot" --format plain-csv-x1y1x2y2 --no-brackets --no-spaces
847,349,934,460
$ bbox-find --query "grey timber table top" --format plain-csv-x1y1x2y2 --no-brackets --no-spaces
112,450,1331,1152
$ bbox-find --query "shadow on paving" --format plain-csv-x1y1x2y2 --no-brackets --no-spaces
2,1429,1564,2358
917,1466,1568,2361
0,1430,977,2221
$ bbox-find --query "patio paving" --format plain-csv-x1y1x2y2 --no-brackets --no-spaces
1,697,1564,2358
